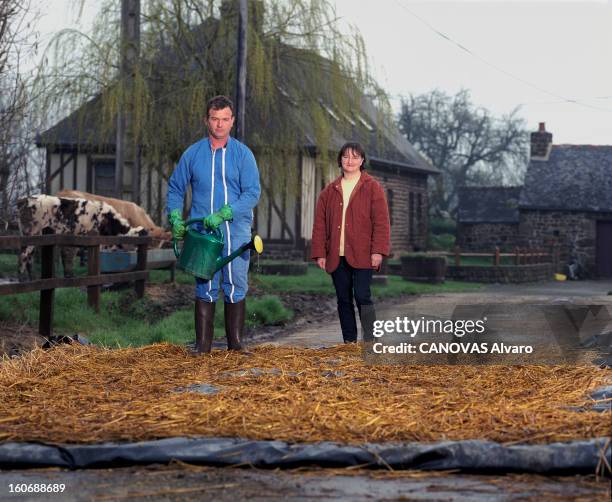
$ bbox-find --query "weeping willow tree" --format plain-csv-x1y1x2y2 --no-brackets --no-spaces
34,0,393,195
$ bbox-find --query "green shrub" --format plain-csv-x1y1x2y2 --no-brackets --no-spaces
429,218,457,235
0,285,293,349
429,233,456,251
248,295,293,326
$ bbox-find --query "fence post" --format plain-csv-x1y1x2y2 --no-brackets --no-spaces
514,247,520,266
494,246,500,266
87,245,101,313
39,244,55,338
135,242,148,298
454,246,461,266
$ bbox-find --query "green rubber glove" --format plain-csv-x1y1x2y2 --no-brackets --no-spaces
168,209,186,240
204,204,233,231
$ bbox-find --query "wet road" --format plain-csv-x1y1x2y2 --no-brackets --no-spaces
0,465,609,501
269,280,612,348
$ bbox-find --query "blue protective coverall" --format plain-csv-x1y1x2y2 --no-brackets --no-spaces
167,136,261,303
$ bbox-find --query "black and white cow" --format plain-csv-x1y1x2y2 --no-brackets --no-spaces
17,195,147,280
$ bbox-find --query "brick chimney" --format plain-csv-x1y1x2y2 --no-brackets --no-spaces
530,122,553,161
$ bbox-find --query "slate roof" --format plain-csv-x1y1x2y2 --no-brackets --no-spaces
37,21,437,176
519,145,612,212
457,186,522,224
37,95,111,150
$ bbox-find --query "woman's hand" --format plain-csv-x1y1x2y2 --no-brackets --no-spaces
317,257,326,270
371,253,383,269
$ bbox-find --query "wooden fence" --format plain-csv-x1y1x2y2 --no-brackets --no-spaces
448,246,555,267
0,234,151,338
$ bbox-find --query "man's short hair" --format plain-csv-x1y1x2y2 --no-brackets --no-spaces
207,95,234,118
337,142,367,170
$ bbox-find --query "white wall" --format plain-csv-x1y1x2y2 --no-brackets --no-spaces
49,153,60,194
301,155,316,242
76,154,87,191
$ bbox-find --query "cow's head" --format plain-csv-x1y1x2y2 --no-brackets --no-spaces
149,227,171,239
98,202,132,236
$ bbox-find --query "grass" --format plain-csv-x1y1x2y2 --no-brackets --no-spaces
0,253,481,349
372,275,481,297
0,251,89,279
0,252,16,277
251,263,482,297
0,288,292,349
251,265,334,295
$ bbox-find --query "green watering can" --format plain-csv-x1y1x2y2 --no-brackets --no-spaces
173,218,264,280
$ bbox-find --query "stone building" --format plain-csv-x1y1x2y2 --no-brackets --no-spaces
456,186,521,252
456,123,612,278
519,125,612,278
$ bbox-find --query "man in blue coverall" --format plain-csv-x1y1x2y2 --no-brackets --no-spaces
167,95,261,353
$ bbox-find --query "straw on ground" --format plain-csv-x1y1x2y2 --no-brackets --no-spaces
0,344,609,444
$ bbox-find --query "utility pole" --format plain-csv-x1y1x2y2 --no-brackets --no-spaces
235,0,247,142
115,0,140,200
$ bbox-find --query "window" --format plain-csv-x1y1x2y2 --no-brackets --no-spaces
94,160,115,198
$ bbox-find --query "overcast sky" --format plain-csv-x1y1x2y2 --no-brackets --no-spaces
31,0,612,145
334,0,612,145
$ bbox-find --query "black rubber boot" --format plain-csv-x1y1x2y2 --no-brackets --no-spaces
224,300,247,351
359,304,377,343
193,298,215,354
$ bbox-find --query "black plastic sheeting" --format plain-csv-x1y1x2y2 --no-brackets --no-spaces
1,437,610,474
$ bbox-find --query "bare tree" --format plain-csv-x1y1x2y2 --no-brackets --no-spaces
0,0,40,229
398,89,528,216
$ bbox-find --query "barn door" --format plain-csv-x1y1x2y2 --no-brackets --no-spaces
596,221,612,278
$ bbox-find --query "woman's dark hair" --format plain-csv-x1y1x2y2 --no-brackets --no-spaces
206,95,234,117
337,142,367,170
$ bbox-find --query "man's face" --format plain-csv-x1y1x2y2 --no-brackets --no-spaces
206,107,235,142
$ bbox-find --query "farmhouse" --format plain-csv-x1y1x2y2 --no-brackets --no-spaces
36,5,437,260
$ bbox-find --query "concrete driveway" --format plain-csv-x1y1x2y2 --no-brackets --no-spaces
483,279,612,297
269,280,612,348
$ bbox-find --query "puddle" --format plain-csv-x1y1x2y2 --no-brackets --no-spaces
173,383,223,395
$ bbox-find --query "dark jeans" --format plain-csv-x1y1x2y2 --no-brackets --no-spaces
331,257,373,343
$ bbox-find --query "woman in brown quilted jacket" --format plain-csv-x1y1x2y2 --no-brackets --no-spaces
311,142,391,343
